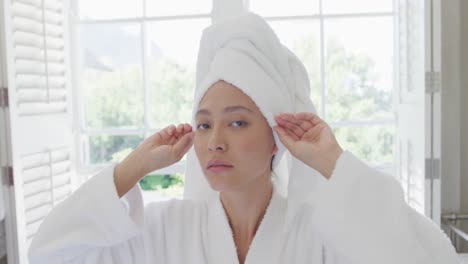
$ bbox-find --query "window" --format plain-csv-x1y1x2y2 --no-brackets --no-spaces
76,1,211,201
249,0,396,174
75,0,397,201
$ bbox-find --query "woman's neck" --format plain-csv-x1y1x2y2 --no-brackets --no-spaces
219,174,273,263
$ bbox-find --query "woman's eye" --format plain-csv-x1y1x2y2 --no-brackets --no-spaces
196,123,209,130
231,121,247,127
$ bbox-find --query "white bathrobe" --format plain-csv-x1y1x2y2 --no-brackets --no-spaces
28,151,460,264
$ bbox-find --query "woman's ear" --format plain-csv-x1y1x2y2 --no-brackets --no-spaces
272,144,278,155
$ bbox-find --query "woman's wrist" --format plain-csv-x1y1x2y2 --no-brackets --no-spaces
114,154,146,198
320,146,343,180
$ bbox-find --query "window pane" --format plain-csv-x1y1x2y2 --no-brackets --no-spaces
146,0,211,16
140,173,184,202
332,125,395,166
147,19,210,129
322,0,393,14
87,134,144,164
79,0,143,20
325,17,394,122
81,23,144,128
269,19,321,114
250,0,319,16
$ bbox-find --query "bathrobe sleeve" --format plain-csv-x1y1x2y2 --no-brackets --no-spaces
308,150,460,264
28,164,148,264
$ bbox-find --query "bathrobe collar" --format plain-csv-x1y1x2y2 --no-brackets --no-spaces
206,185,287,264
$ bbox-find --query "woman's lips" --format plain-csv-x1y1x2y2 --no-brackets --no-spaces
207,165,233,173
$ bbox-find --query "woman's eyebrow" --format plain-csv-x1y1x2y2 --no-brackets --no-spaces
196,105,253,116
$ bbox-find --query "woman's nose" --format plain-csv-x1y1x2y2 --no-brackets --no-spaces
208,130,227,152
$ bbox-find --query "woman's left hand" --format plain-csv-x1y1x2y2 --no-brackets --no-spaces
273,112,343,179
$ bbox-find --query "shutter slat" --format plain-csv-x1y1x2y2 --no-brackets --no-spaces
13,17,64,38
26,219,43,239
52,159,71,174
51,149,69,161
12,2,41,22
14,31,65,50
24,192,51,212
15,49,64,64
18,102,67,114
16,74,65,89
15,59,65,75
23,165,50,184
54,184,71,202
22,151,50,169
23,178,50,198
15,0,63,13
25,203,52,226
17,88,67,102
12,3,63,26
15,45,45,61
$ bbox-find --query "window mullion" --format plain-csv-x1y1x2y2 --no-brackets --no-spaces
318,0,327,119
330,119,396,128
142,20,150,135
392,0,399,172
84,128,156,135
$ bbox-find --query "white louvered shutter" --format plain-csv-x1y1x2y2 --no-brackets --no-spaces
396,0,441,224
1,0,75,263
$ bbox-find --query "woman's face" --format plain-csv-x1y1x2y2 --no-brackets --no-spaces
194,80,278,193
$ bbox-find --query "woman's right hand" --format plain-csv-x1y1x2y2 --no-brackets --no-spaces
114,123,194,198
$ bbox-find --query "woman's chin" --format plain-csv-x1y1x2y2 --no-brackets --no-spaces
207,181,232,193
205,176,235,193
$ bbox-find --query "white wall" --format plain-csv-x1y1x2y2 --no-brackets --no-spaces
460,0,468,214
441,0,468,252
441,0,461,213
459,0,468,252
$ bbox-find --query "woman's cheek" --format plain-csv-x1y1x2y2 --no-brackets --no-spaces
240,138,259,153
193,135,205,155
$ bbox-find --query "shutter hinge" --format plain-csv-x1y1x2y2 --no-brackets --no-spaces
425,158,440,180
2,166,14,186
425,71,441,94
0,87,8,108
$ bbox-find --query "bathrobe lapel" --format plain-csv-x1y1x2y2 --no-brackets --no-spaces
206,187,287,264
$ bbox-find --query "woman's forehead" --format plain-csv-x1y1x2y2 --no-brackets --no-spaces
196,105,254,118
197,81,261,114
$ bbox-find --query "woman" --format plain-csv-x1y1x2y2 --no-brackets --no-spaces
29,12,459,264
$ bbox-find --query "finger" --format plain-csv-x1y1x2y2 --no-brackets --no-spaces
161,124,176,137
278,112,319,131
275,117,304,138
176,123,193,140
162,125,177,144
274,126,296,152
183,123,193,133
276,113,302,125
172,131,194,160
175,123,193,138
304,123,325,142
167,124,176,134
277,114,314,132
293,112,322,126
161,125,177,145
148,124,174,144
176,123,185,134
174,124,184,140
281,124,300,140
